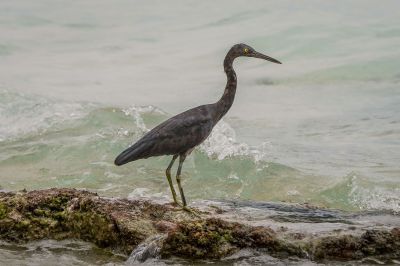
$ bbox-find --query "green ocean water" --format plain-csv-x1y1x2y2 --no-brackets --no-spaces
0,0,399,264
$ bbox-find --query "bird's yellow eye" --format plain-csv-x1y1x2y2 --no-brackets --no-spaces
244,48,249,53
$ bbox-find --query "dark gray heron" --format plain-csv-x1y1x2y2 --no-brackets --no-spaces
114,43,281,209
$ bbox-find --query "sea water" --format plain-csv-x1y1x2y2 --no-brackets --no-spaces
0,0,399,264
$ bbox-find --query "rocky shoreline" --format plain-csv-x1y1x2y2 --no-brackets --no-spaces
0,188,399,263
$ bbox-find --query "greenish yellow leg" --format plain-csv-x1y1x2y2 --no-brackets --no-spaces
183,206,201,218
166,155,179,204
176,155,187,207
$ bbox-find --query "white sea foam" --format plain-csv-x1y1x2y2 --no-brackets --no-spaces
121,105,165,133
0,90,90,140
348,175,400,213
127,234,166,264
199,120,269,164
200,120,250,160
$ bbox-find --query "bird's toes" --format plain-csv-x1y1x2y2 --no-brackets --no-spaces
182,206,202,218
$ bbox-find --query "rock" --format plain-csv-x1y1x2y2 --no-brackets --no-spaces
0,188,399,262
310,228,400,260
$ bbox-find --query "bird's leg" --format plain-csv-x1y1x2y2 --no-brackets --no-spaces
166,155,179,205
176,155,201,217
176,155,187,207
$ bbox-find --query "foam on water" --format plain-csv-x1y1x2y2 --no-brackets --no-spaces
200,121,251,160
126,234,165,264
348,175,400,212
0,90,91,141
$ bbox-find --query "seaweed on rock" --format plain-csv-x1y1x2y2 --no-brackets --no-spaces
0,188,399,262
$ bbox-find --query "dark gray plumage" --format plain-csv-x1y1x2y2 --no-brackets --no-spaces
115,43,281,208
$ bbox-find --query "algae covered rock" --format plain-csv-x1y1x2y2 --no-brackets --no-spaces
311,228,400,260
0,188,163,254
0,188,399,263
161,217,303,259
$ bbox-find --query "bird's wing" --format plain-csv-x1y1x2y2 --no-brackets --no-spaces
115,105,214,165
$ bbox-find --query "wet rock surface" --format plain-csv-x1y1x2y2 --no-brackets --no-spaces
0,188,399,263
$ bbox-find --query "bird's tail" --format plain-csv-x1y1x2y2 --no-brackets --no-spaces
114,143,148,166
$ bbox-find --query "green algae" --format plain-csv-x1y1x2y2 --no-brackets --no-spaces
311,228,400,260
162,219,236,258
0,189,154,252
0,203,7,219
161,218,304,259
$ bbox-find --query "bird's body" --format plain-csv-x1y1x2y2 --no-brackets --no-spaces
115,104,217,164
115,43,281,208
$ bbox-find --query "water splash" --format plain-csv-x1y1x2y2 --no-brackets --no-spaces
200,120,250,160
199,120,269,164
122,105,166,133
348,175,400,213
319,173,400,213
0,90,90,141
126,234,166,264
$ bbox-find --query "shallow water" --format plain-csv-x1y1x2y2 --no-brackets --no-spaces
1,90,398,213
0,0,399,264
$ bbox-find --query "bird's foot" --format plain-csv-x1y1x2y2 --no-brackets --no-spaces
169,202,201,218
182,206,201,218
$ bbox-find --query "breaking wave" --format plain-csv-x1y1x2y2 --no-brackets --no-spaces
0,90,398,213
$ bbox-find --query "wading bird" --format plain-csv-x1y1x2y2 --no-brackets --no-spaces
114,43,281,210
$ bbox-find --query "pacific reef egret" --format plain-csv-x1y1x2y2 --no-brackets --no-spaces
114,43,281,210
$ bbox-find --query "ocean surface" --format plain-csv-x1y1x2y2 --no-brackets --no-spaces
0,0,399,265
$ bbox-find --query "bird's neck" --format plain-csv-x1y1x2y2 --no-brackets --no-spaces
215,53,237,121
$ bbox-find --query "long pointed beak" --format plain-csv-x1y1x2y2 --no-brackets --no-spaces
252,51,282,64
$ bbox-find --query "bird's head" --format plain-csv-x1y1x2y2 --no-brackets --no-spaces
230,43,281,64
